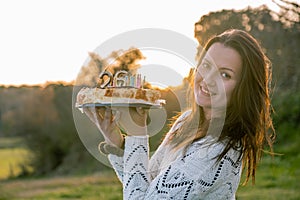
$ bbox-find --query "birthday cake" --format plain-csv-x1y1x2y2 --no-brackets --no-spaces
75,70,165,109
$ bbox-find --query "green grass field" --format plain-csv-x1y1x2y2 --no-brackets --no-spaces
0,137,299,199
0,172,122,200
0,137,32,180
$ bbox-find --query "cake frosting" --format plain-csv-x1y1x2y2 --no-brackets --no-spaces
76,87,165,109
75,69,165,110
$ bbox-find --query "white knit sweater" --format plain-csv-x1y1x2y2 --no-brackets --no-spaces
108,111,242,199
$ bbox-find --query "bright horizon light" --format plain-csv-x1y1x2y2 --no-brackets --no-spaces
0,0,280,86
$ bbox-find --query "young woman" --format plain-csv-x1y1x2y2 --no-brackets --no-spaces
84,29,274,199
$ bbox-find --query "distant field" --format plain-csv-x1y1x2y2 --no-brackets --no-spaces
237,155,300,199
0,137,299,199
0,167,299,200
0,172,122,200
0,137,32,180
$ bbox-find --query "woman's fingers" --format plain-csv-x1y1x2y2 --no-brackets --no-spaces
84,106,148,135
96,107,106,119
83,107,97,124
92,107,103,124
104,108,113,122
84,106,147,126
114,107,148,136
135,107,147,116
83,106,124,147
83,107,113,128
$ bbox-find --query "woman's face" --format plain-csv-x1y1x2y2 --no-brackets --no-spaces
194,42,242,113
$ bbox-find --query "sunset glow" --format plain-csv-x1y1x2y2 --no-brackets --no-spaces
0,0,280,86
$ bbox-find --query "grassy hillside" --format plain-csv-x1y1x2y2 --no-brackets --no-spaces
0,134,299,199
0,137,32,180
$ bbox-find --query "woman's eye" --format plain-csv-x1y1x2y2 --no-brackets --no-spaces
202,62,210,69
195,62,210,73
199,62,211,72
221,72,231,79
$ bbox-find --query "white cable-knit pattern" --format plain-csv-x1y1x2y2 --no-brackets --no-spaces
108,112,242,200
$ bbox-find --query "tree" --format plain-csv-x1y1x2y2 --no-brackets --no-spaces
271,0,300,27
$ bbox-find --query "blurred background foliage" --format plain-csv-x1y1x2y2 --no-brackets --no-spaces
0,1,299,180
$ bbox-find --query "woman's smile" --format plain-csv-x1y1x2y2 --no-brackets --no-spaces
199,84,216,97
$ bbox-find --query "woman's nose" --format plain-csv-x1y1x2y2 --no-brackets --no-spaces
203,70,217,87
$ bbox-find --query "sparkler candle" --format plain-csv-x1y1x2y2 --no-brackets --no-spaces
136,74,141,88
139,74,141,87
143,76,146,88
134,74,137,88
130,75,135,87
113,78,116,87
125,76,129,87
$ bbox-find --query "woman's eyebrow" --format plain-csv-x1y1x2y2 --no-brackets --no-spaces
197,57,213,67
203,57,213,64
201,57,236,74
219,67,236,74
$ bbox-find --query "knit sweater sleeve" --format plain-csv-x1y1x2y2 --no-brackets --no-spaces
107,110,191,184
108,135,152,199
109,135,242,200
108,135,164,184
108,153,124,183
122,136,150,199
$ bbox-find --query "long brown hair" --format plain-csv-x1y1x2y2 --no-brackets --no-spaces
168,29,275,184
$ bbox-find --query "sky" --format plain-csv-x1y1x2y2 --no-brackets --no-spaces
0,0,280,86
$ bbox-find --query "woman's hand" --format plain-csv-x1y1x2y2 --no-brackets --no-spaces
114,107,148,136
83,107,124,148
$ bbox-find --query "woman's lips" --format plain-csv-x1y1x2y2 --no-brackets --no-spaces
200,85,216,96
